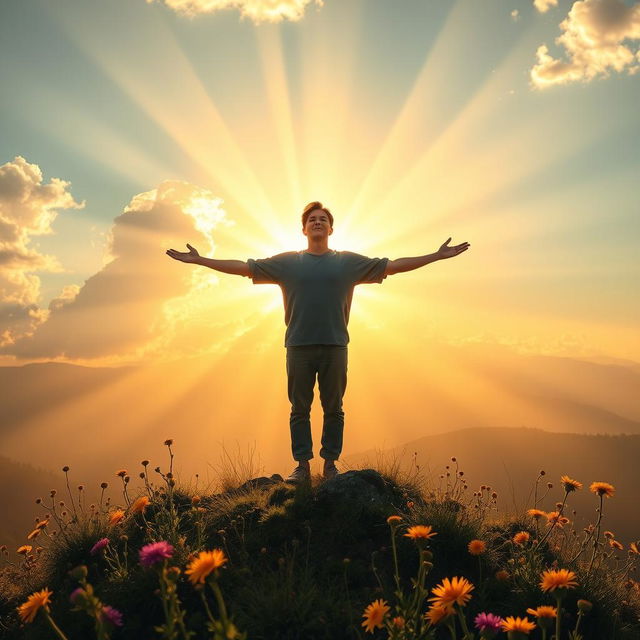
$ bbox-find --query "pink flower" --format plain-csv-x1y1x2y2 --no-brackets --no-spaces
139,541,174,568
90,537,110,555
69,587,86,604
475,612,503,637
101,605,123,627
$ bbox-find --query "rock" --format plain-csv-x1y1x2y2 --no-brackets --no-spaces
236,474,284,493
315,469,397,509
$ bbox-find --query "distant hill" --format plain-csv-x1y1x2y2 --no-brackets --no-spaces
345,427,640,544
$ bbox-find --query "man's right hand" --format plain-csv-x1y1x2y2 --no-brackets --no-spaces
166,243,201,264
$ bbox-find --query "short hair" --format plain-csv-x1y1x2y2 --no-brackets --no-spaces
302,201,334,228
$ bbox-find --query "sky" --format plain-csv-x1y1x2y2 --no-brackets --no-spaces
1,0,639,371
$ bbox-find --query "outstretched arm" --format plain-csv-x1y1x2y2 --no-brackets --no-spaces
166,244,250,277
384,238,470,276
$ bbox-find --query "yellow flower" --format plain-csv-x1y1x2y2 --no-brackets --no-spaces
526,509,546,519
589,482,615,498
130,496,150,514
185,549,227,584
526,606,557,619
540,569,578,593
560,475,582,492
386,515,402,525
108,509,125,526
26,529,41,540
425,605,452,625
17,588,52,623
513,531,531,545
17,545,32,555
468,539,486,555
404,525,437,540
361,599,390,633
501,616,536,634
429,576,474,609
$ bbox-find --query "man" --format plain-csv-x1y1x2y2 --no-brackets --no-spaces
166,201,470,484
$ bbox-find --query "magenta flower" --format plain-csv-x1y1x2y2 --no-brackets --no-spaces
69,587,86,604
475,612,503,637
101,605,123,627
139,541,174,568
90,537,110,555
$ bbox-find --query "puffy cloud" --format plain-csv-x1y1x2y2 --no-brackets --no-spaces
146,0,323,22
531,0,640,87
534,0,559,13
2,180,230,363
0,157,84,347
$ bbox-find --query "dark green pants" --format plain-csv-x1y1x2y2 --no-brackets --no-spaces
286,345,348,462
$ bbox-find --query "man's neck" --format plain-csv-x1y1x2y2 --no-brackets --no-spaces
306,239,331,255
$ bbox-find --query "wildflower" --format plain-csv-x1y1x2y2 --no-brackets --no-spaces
90,538,110,555
546,511,569,527
27,529,41,540
386,515,402,525
192,495,201,505
495,569,510,582
404,525,437,540
17,545,32,555
501,616,536,636
577,599,593,612
141,459,150,466
35,520,49,530
392,616,405,628
425,605,452,625
429,576,474,609
17,588,52,623
108,509,125,526
526,606,557,621
604,530,615,539
527,509,546,519
139,541,174,568
101,482,108,489
130,496,150,514
589,482,615,498
513,531,530,545
115,469,127,478
361,599,390,633
185,549,227,584
540,568,578,593
474,612,503,636
101,605,124,627
164,439,173,446
609,539,624,551
560,475,582,492
468,539,487,555
69,588,87,605
630,542,639,555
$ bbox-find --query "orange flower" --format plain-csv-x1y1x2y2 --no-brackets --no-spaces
546,511,569,527
589,482,615,498
185,549,227,584
527,509,546,519
17,545,32,555
630,542,639,555
513,531,531,545
526,606,557,619
361,599,390,633
115,469,127,478
560,475,582,492
501,616,536,634
429,576,474,609
35,520,49,530
17,588,52,623
425,605,452,625
495,569,510,582
540,569,578,593
130,496,150,514
609,539,624,551
392,616,405,628
468,539,486,555
26,529,41,540
108,509,125,526
386,515,402,525
404,525,437,540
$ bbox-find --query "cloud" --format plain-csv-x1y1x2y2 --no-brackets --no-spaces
146,0,323,22
531,0,640,87
534,0,559,13
1,180,231,363
0,157,84,347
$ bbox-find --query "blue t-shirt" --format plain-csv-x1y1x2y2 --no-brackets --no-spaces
247,250,389,347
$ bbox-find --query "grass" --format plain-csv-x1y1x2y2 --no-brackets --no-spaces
1,442,639,639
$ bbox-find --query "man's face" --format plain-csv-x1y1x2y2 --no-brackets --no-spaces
303,209,333,239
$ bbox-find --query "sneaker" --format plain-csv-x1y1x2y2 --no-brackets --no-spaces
323,460,339,480
285,464,311,484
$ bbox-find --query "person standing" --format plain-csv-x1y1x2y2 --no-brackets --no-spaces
166,201,470,483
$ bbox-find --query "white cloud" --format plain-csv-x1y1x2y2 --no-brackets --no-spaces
146,0,323,22
2,180,231,363
531,0,640,87
0,157,84,347
534,0,559,13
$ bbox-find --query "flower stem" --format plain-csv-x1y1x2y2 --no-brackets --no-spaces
555,594,563,640
44,611,70,640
